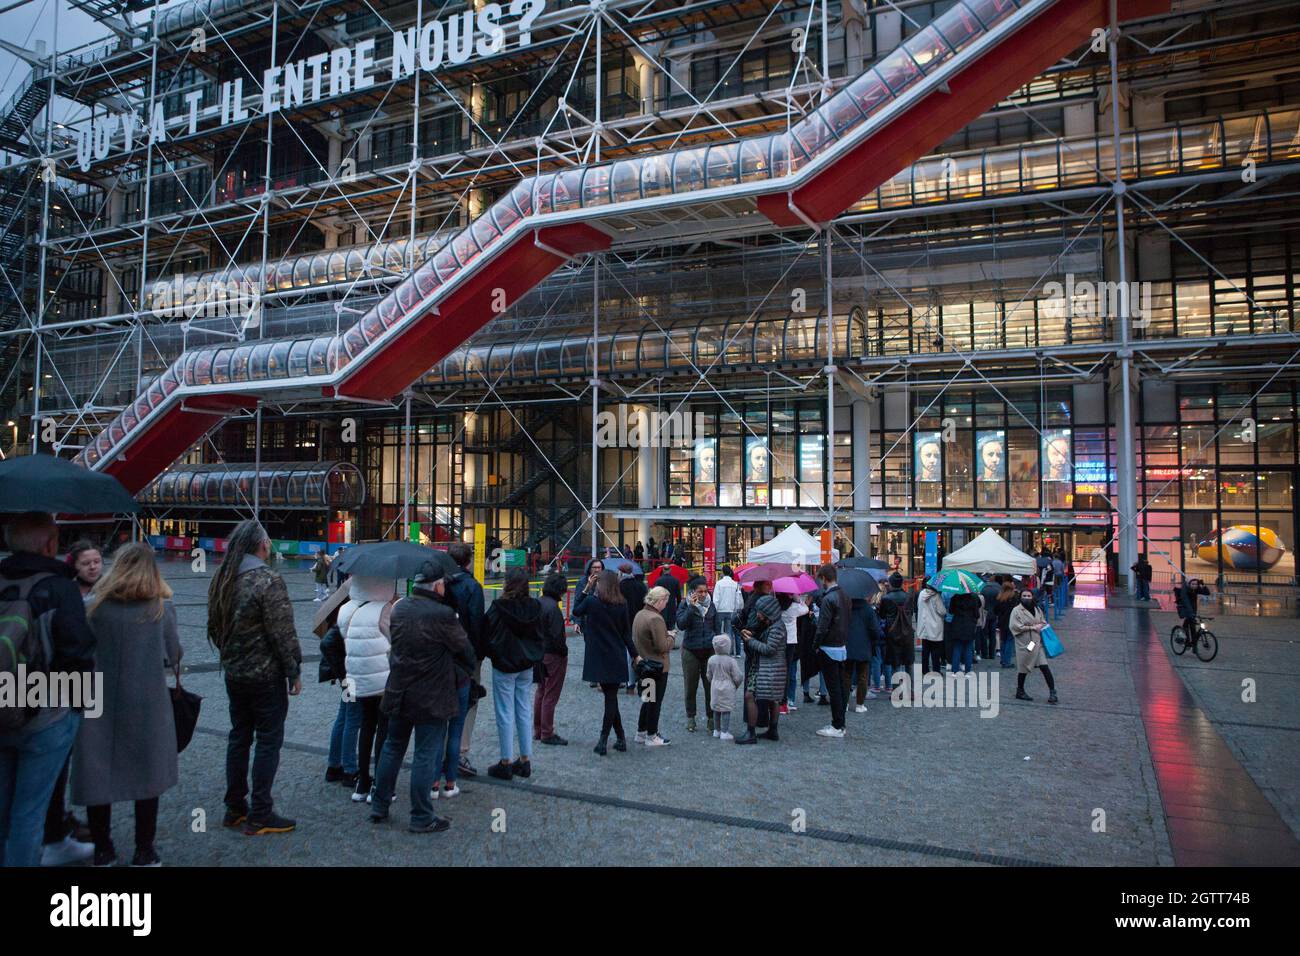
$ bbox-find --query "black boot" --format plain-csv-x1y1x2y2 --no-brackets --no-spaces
594,735,608,756
735,726,758,745
761,709,780,741
1048,689,1059,705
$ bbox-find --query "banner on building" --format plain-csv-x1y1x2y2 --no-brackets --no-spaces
703,527,716,587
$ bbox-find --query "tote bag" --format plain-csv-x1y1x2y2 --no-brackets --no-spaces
171,666,203,753
1041,624,1064,659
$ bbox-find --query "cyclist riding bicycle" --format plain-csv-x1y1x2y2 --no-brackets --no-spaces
1175,577,1211,645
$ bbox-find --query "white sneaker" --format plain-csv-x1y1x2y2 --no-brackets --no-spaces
711,729,720,738
634,731,647,744
645,734,669,747
854,704,868,713
441,783,460,798
719,732,735,741
816,725,846,738
786,701,798,711
41,835,93,866
865,690,879,700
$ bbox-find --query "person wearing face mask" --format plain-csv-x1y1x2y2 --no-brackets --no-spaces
676,575,717,733
1008,589,1057,703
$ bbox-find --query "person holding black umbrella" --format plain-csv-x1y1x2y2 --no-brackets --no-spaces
0,512,97,867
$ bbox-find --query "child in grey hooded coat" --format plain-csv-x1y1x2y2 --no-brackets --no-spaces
706,633,743,741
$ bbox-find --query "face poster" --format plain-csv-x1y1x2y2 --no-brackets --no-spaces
1042,428,1072,482
693,437,717,483
914,431,942,482
976,430,1006,482
745,436,769,483
693,437,718,505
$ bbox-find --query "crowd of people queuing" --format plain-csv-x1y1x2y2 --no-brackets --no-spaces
1,512,1086,855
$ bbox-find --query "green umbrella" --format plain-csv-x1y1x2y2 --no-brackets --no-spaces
927,568,983,597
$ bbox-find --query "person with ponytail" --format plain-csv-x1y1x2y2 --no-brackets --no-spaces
206,519,303,836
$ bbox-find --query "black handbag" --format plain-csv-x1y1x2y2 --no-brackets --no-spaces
634,657,664,681
170,665,202,754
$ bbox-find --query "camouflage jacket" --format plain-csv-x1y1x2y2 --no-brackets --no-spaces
210,560,302,687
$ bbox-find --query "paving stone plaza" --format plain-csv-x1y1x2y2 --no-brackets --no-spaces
144,557,1299,867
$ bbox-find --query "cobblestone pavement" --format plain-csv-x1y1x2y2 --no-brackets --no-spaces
1147,606,1300,838
86,556,1297,865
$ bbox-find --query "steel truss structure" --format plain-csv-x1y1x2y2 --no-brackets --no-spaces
3,0,1300,592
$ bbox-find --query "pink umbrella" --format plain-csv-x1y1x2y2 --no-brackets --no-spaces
737,562,802,584
771,573,818,594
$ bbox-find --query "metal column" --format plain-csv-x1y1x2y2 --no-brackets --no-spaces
1110,0,1138,593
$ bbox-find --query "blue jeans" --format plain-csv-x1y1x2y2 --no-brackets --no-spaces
952,639,975,674
1056,579,1068,613
717,612,736,654
1136,578,1150,600
372,715,448,828
0,712,81,867
441,683,470,783
785,654,799,705
327,699,363,775
492,666,534,762
870,648,893,690
1000,627,1016,666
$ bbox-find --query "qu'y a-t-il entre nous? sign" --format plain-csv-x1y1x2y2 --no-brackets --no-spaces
75,0,547,172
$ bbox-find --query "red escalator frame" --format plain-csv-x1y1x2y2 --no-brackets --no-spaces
759,0,1169,227
331,223,611,402
99,393,258,493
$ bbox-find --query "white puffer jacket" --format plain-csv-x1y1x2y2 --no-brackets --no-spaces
337,576,396,699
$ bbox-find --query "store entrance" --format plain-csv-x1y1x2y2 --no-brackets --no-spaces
874,525,1113,583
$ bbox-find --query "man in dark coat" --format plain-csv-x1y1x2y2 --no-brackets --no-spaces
370,562,476,833
948,592,982,674
676,575,717,733
658,567,682,630
878,573,915,673
813,565,850,737
0,512,97,867
619,566,648,693
979,574,1002,660
445,541,485,778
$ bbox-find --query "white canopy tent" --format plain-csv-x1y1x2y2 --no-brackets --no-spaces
746,523,839,565
940,528,1037,576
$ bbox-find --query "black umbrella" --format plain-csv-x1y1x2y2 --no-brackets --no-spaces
331,540,457,580
839,556,888,571
837,567,883,601
0,453,139,514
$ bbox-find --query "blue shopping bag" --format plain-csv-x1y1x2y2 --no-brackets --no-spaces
1041,624,1064,659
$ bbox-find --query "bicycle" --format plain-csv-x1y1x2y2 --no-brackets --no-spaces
1170,616,1219,662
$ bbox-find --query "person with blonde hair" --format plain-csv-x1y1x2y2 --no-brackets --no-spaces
73,543,181,867
633,587,674,747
